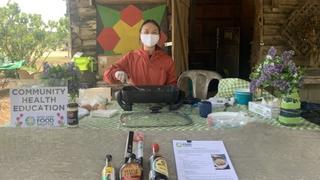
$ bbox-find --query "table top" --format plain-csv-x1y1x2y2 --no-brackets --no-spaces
1,101,320,179
78,102,320,132
0,123,320,180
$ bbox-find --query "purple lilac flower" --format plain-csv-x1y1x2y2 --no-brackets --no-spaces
281,50,294,64
287,61,298,74
250,47,303,96
268,47,277,59
250,80,257,93
42,62,51,78
259,72,271,83
262,64,283,75
272,80,289,92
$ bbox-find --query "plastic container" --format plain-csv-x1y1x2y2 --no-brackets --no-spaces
207,112,249,128
234,88,252,105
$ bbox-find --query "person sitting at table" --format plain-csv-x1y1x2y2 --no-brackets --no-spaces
103,19,177,86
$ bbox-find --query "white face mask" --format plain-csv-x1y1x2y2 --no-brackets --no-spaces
140,34,159,47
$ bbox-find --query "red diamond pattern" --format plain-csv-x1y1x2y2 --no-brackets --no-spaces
120,5,142,27
97,28,120,51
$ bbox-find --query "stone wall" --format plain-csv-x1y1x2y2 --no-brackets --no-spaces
68,0,97,56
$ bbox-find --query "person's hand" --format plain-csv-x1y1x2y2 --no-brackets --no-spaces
115,71,128,83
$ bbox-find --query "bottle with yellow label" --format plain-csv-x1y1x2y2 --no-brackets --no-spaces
102,154,115,180
149,144,169,180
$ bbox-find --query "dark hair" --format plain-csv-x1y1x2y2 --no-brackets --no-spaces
139,19,161,34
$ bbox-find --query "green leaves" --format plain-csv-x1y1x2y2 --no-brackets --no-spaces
0,2,69,67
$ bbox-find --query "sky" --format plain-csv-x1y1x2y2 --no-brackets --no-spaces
0,0,67,22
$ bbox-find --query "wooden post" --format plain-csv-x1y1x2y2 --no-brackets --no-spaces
250,0,264,66
172,0,190,75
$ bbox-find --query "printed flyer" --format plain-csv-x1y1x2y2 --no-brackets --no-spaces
173,140,238,180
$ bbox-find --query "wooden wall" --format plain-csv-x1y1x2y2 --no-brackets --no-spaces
67,0,167,56
253,0,305,65
253,0,320,102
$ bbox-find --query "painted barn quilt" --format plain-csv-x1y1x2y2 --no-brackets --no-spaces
96,4,168,55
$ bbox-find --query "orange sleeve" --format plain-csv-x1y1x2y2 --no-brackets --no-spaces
103,53,130,84
166,58,177,85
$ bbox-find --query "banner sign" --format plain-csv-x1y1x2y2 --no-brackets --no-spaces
10,87,68,128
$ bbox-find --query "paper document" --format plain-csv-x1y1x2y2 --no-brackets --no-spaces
173,140,238,180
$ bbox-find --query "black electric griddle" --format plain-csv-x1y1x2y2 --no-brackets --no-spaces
116,85,185,111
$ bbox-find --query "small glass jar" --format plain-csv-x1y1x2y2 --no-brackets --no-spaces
67,103,79,127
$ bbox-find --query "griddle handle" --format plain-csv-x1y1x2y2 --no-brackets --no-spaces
116,90,132,111
169,90,185,110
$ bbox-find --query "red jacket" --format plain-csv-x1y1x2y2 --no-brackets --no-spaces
103,48,177,86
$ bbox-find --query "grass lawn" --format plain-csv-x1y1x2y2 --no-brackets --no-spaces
35,50,71,71
19,50,71,73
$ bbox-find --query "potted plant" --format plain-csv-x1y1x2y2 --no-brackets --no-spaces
42,62,81,127
41,62,80,102
250,47,304,126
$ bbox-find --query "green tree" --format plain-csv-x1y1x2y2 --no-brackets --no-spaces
0,2,69,67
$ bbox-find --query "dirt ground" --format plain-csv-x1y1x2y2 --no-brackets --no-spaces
0,96,10,126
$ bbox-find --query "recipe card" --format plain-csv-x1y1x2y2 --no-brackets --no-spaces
173,140,238,180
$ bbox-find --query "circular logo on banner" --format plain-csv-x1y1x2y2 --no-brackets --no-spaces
25,116,36,126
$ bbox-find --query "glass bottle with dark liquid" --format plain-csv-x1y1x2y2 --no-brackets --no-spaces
149,144,169,180
119,153,143,180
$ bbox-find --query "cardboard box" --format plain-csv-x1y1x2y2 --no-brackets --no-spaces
248,101,280,119
97,55,122,80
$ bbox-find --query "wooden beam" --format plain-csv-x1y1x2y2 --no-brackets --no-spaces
95,0,166,4
271,0,279,11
